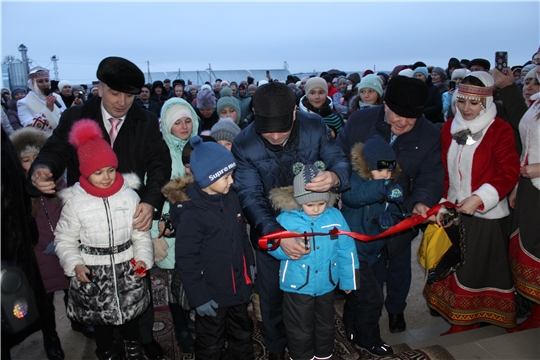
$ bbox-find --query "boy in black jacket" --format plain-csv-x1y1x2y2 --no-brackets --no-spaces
169,136,255,360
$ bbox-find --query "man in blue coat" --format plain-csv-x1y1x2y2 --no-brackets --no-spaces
336,76,444,334
232,82,351,359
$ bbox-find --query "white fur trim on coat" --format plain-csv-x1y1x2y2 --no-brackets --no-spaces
446,119,509,219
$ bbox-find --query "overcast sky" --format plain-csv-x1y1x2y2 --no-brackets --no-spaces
2,1,539,84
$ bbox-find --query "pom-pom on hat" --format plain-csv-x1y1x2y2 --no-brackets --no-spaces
293,161,330,206
69,119,118,178
210,119,241,144
189,135,236,188
362,135,396,171
182,135,216,166
96,56,145,95
253,82,296,133
197,89,217,109
384,76,428,118
304,77,328,96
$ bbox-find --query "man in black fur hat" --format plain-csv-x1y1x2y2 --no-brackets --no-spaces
337,76,444,338
27,56,171,360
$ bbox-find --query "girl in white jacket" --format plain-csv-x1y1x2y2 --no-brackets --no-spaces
54,119,153,360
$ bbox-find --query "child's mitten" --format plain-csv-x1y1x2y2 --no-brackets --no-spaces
152,237,169,262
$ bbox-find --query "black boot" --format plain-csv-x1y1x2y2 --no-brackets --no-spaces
169,303,194,353
95,345,122,360
125,340,142,360
43,336,65,360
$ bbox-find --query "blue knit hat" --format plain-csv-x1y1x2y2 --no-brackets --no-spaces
362,135,396,171
189,136,236,188
413,67,429,80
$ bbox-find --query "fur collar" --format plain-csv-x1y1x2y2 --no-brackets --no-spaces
350,142,402,181
161,175,194,204
58,172,140,204
269,185,339,212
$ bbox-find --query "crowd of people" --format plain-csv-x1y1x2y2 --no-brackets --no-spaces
1,48,539,360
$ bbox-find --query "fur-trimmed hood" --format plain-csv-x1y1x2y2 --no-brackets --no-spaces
57,172,141,204
350,142,402,181
269,185,339,212
161,174,194,204
9,127,50,157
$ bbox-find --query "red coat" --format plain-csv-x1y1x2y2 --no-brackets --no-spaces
441,117,520,218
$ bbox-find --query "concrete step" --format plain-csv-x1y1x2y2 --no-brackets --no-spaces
383,321,539,360
445,328,540,360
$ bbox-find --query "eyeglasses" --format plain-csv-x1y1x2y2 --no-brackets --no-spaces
377,160,396,170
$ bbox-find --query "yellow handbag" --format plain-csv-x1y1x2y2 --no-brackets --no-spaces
418,223,452,277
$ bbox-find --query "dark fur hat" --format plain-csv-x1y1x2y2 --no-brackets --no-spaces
9,127,50,158
96,56,144,94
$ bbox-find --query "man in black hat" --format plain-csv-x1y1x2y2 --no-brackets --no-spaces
232,82,351,359
336,76,444,337
468,58,491,72
27,56,171,360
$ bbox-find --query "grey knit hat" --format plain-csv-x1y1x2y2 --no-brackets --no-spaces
210,119,241,143
293,162,330,205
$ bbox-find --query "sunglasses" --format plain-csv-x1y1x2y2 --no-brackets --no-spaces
377,160,396,170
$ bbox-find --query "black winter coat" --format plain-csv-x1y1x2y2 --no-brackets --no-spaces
337,106,444,256
170,181,254,309
27,96,171,212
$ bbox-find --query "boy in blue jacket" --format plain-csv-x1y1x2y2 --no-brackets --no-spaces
268,162,360,360
170,136,255,360
340,135,404,357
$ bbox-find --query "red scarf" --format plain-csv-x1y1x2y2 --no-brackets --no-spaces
79,173,124,198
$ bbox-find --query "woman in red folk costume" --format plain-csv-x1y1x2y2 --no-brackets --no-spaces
424,72,520,335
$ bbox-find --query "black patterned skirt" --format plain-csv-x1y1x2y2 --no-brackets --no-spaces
67,260,150,326
424,214,516,327
509,177,540,304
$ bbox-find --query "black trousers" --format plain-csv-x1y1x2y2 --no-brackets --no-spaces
283,291,335,360
195,303,254,360
255,250,287,353
343,261,384,347
375,242,412,314
94,317,140,354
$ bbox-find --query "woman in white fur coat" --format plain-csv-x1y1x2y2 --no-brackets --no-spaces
423,72,520,335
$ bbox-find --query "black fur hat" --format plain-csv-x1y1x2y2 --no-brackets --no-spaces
96,56,144,95
384,76,428,119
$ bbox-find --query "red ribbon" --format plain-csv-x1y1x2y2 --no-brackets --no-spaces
258,201,456,251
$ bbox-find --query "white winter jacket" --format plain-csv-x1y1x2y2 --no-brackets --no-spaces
54,173,154,277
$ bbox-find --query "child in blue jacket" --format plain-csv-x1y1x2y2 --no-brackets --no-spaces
268,161,359,360
340,135,404,357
